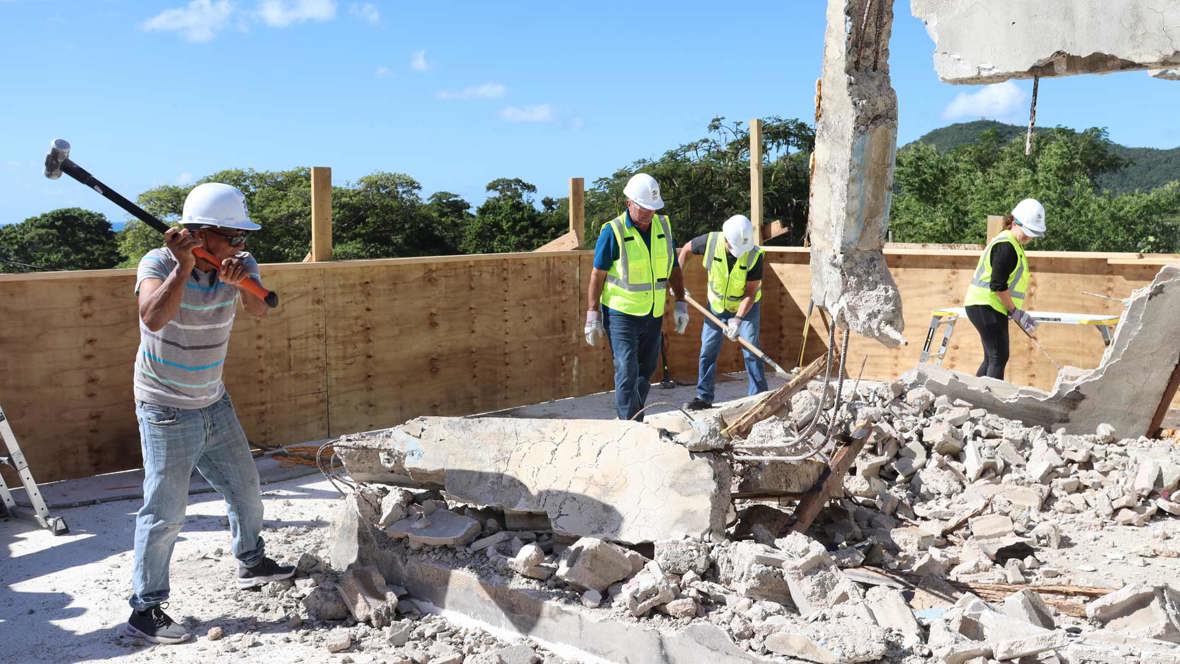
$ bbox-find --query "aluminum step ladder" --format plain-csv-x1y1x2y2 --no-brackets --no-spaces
0,403,68,535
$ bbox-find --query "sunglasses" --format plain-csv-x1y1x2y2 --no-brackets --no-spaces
207,229,249,247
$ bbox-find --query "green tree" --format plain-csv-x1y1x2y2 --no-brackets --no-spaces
0,208,120,272
463,178,563,253
333,172,458,259
583,116,814,248
427,191,473,251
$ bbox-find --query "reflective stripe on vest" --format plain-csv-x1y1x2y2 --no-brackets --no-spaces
963,230,1029,315
703,231,763,313
601,213,674,316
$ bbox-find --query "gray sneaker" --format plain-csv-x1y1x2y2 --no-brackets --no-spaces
237,556,296,589
121,604,192,644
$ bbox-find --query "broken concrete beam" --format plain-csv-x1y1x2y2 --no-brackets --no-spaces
335,416,730,544
808,0,905,345
555,537,635,593
911,0,1180,83
908,264,1180,437
992,631,1070,661
387,549,770,663
1086,583,1180,643
731,457,825,498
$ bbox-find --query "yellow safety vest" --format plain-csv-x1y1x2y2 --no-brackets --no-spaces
703,231,763,313
601,213,674,317
964,230,1030,315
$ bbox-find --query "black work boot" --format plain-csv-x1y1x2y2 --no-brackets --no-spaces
237,556,296,589
685,397,713,411
121,604,192,644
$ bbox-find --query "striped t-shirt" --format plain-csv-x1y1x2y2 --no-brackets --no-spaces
133,247,260,409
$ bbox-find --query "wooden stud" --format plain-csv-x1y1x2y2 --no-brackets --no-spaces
986,215,1005,242
569,178,585,247
310,166,333,262
750,119,764,246
1149,359,1180,437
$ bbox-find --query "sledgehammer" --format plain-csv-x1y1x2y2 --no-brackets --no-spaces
43,139,278,308
682,293,792,378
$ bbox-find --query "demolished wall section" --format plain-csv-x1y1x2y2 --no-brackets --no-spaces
910,264,1180,437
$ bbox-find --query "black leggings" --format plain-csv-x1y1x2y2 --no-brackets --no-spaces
966,304,1009,379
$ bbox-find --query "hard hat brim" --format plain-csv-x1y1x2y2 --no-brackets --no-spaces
630,197,664,211
1016,222,1044,238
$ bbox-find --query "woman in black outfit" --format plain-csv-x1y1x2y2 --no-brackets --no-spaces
963,198,1046,379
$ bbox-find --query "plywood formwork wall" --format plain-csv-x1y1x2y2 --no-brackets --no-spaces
0,247,1172,483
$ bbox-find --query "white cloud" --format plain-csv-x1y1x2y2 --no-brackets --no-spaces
437,82,507,100
141,0,234,43
257,0,335,27
499,104,555,124
349,2,378,24
374,65,391,78
176,172,195,186
942,81,1028,122
570,117,585,130
410,49,430,72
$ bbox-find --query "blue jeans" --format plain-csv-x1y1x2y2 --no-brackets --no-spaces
697,301,768,403
130,392,265,611
601,306,663,421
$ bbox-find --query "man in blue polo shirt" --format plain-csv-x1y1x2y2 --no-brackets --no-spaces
584,173,688,421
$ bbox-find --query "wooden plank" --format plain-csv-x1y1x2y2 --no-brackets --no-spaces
310,166,333,262
790,432,869,533
723,352,830,439
749,119,764,245
569,177,585,247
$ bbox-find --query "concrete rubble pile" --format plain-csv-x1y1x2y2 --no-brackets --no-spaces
319,371,1180,663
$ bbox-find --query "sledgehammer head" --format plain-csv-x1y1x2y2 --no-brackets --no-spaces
44,139,71,179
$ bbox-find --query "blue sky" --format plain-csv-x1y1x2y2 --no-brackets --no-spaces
2,0,1179,226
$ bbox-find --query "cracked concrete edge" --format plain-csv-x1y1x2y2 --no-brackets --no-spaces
911,0,1180,83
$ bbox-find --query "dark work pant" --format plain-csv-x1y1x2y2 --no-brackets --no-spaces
601,306,663,421
966,304,1010,380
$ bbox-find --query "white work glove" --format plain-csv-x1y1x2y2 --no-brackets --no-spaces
724,317,742,341
1010,308,1038,335
584,309,605,346
673,301,689,335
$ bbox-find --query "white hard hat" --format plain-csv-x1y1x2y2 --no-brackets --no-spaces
182,183,260,231
722,214,757,257
622,173,664,211
1011,198,1045,238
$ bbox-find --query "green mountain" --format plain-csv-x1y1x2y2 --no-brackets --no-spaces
910,120,1180,193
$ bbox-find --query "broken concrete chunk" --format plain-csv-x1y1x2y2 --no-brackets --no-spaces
661,597,699,620
1087,583,1180,643
714,541,795,607
969,514,1015,540
336,565,396,626
890,526,935,553
776,532,862,615
1004,485,1046,510
1003,589,1055,630
865,586,921,637
619,561,677,617
992,631,1070,660
386,510,481,547
764,602,888,663
303,585,351,621
555,537,635,592
491,644,539,664
654,538,711,576
925,421,964,455
1134,460,1162,498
